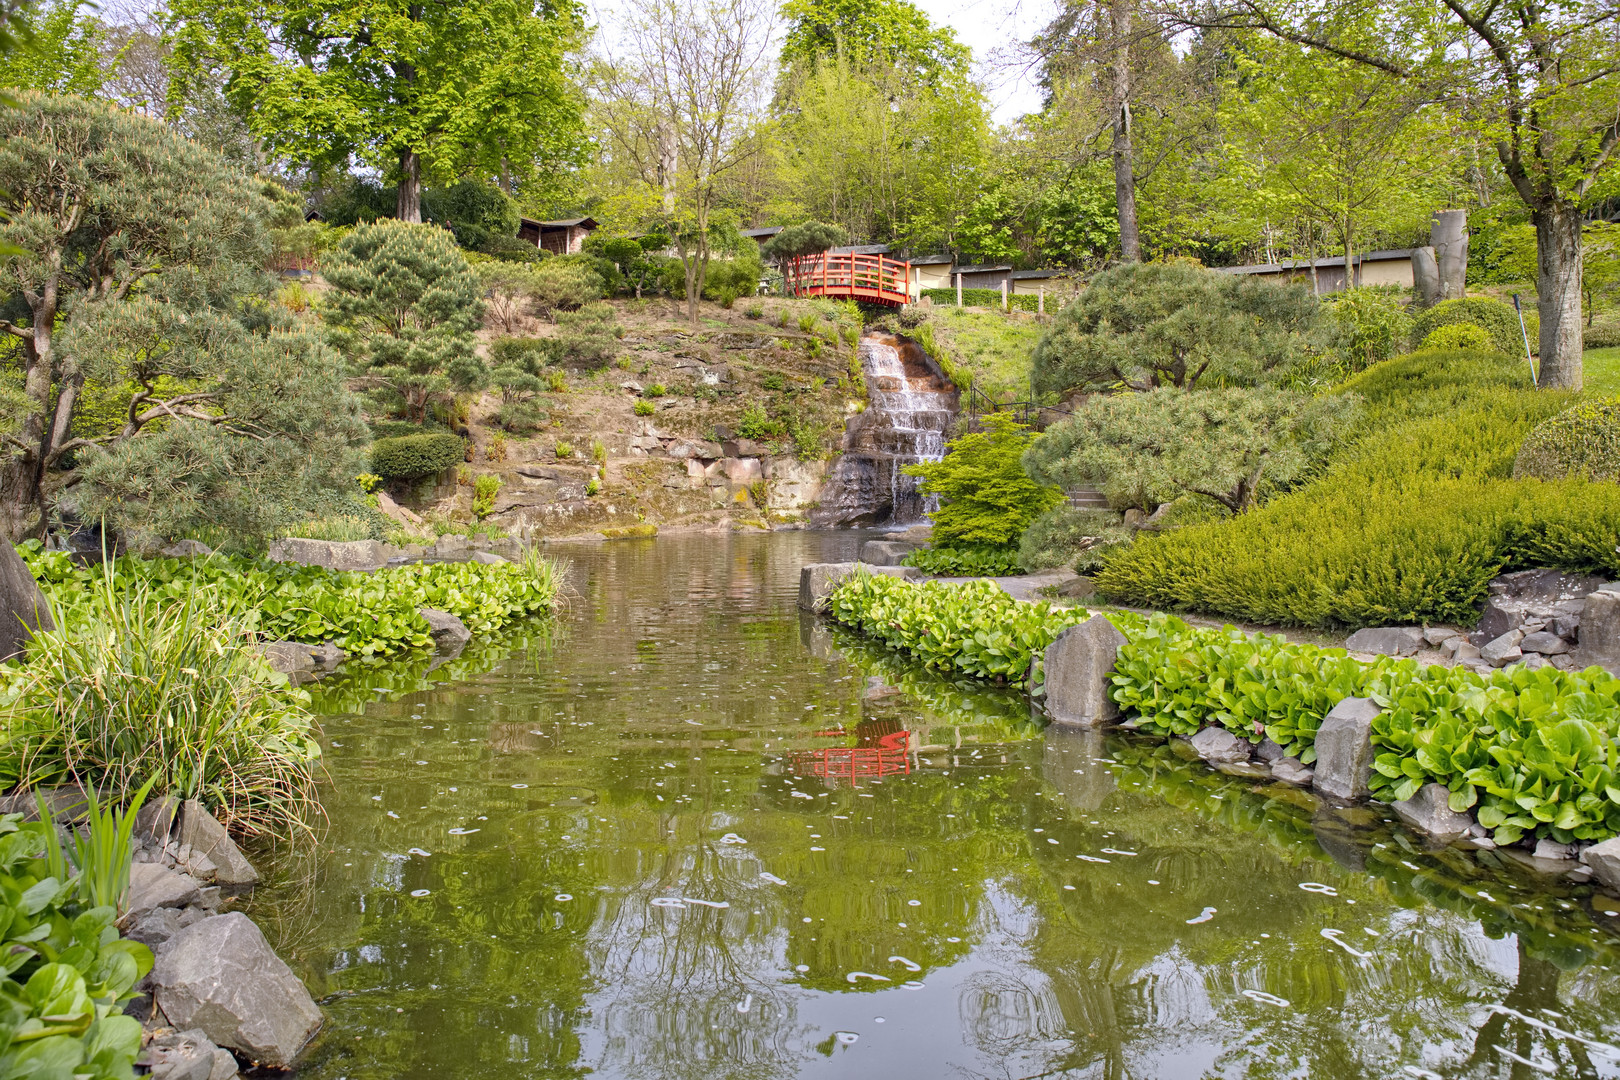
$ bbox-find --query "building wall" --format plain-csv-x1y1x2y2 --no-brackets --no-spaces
540,226,590,255
909,263,953,298
1359,258,1414,289
958,269,1011,290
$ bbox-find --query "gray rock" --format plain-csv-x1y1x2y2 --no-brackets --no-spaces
469,550,509,565
859,540,916,566
1042,615,1128,727
1582,591,1620,661
176,800,258,889
1582,838,1620,890
209,1048,239,1080
1448,640,1482,662
1271,758,1315,786
418,607,472,651
147,1029,220,1080
1254,738,1286,763
134,795,180,847
1480,631,1525,667
1344,626,1424,657
1312,697,1382,802
1533,838,1578,861
1520,631,1569,655
308,642,346,671
1390,782,1474,842
1054,576,1097,600
257,641,315,675
1187,726,1251,765
0,541,52,663
1512,653,1551,671
1423,626,1457,647
125,907,183,949
1552,614,1581,640
796,563,923,612
125,863,201,921
434,534,469,556
152,913,322,1069
161,540,214,558
1476,597,1520,641
267,538,387,572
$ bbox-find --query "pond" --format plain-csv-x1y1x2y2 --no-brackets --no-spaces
255,531,1620,1079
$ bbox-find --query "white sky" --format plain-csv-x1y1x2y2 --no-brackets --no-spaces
908,0,1056,124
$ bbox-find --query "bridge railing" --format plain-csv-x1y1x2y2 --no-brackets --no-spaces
782,252,910,305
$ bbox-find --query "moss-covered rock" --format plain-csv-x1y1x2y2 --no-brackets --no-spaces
1514,397,1620,482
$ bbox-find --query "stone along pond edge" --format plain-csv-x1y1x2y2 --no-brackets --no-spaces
803,562,1620,899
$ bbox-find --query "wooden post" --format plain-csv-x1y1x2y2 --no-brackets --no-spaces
1038,286,1045,316
955,274,962,307
1001,279,1009,313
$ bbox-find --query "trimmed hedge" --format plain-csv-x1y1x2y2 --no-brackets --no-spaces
1514,397,1620,482
826,572,1620,846
1411,297,1525,355
920,287,1041,313
1586,322,1620,350
1421,323,1490,351
370,432,466,480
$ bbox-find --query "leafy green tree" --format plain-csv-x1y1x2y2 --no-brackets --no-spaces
423,180,521,254
761,220,847,261
167,0,587,223
1025,386,1353,514
904,414,1065,548
322,221,486,424
0,93,366,542
1031,262,1331,398
0,0,109,93
779,0,970,83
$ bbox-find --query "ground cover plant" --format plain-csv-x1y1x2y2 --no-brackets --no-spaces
825,572,1620,847
901,545,1024,577
18,544,564,659
0,814,150,1079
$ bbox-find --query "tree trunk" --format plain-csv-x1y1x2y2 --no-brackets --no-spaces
1535,203,1584,389
397,149,422,224
1109,0,1140,262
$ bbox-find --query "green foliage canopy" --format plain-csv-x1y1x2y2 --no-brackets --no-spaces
0,93,367,544
168,0,588,219
904,414,1064,548
779,0,971,83
322,221,486,422
1030,262,1332,398
1514,397,1620,483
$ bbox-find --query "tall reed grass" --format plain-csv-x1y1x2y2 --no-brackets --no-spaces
4,564,321,839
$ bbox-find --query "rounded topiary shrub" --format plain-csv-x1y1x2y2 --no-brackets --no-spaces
1410,297,1525,355
371,432,467,480
1421,322,1491,351
1513,398,1620,482
1585,322,1620,350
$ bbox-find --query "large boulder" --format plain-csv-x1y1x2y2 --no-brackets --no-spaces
1581,837,1620,890
1582,590,1620,663
1042,616,1127,727
1312,697,1382,802
1390,782,1473,842
0,540,52,662
267,538,387,572
1344,626,1423,657
859,540,916,566
418,607,472,652
797,563,923,612
176,800,259,889
152,913,322,1069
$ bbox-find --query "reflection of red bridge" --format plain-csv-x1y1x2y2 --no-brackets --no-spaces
790,728,912,786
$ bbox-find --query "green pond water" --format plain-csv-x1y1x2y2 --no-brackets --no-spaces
252,532,1620,1079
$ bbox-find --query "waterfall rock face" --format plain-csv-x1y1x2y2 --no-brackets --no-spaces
812,334,958,527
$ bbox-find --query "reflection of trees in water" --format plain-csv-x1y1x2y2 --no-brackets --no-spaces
581,838,809,1080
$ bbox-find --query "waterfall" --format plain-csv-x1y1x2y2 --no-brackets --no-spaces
811,333,958,528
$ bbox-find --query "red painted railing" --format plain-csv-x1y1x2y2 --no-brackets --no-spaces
782,252,911,306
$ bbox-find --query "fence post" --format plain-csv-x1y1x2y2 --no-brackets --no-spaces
1038,286,1045,317
955,274,962,308
1001,279,1009,313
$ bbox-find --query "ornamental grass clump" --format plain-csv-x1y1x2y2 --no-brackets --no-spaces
4,568,321,839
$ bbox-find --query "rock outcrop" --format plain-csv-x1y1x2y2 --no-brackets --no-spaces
1042,616,1127,727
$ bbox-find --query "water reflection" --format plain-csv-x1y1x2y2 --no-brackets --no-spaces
254,532,1620,1080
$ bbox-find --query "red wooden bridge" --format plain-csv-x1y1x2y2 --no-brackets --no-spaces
782,251,911,307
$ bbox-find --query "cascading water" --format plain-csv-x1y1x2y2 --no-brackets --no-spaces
812,333,958,527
